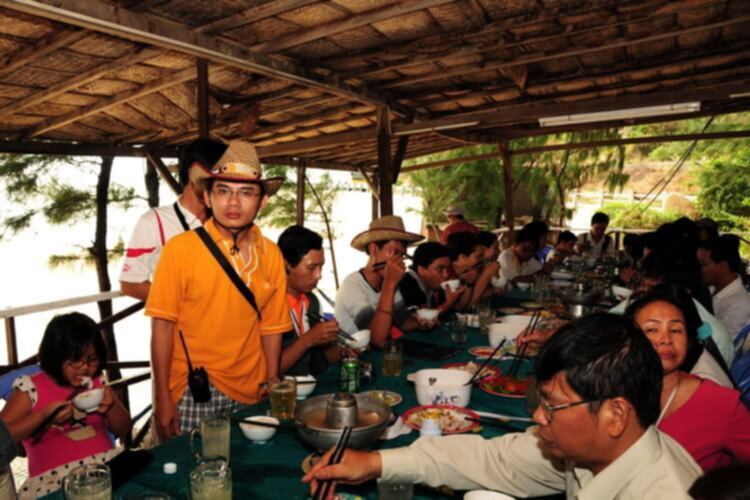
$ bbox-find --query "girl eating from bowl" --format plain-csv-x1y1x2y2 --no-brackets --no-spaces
0,312,131,498
625,287,750,470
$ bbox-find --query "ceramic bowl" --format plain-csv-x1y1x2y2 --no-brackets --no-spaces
488,322,526,347
416,308,439,321
72,387,104,413
239,416,279,444
516,282,531,291
441,279,460,292
294,375,316,400
346,329,371,350
407,368,472,407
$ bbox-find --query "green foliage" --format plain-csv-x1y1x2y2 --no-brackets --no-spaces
601,202,680,230
48,238,125,268
696,151,750,231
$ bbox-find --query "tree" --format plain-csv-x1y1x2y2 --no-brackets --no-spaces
0,154,139,382
256,164,341,287
696,150,750,231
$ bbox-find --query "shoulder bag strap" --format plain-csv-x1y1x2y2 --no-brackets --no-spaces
194,227,262,319
173,202,191,232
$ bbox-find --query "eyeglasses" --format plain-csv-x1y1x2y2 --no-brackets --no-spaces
537,393,602,422
211,186,262,200
65,356,100,370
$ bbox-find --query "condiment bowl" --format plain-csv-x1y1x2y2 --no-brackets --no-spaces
239,416,279,444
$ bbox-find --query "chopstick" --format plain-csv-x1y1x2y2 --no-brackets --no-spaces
231,417,294,430
31,386,86,442
313,426,352,500
475,410,534,422
508,311,541,377
372,254,413,270
464,416,533,429
307,310,356,343
464,339,508,386
314,288,336,309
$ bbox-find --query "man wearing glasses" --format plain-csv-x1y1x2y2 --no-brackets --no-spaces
304,314,701,499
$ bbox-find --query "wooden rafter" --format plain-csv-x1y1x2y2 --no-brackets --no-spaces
0,0,409,114
0,28,89,78
251,0,454,54
196,0,323,35
25,66,197,138
0,139,178,156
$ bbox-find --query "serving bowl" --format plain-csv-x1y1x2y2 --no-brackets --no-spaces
416,308,439,321
407,368,472,407
73,387,104,413
239,416,279,444
488,322,526,347
294,375,316,400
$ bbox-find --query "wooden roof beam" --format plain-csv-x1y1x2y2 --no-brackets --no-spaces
197,0,323,35
0,28,89,78
251,0,454,53
0,139,179,157
0,0,409,114
25,66,197,138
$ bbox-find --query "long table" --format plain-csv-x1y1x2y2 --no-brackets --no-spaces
48,292,546,499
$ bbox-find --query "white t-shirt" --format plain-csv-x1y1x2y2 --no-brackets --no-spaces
119,201,201,284
498,248,542,281
712,276,750,340
576,231,615,258
334,270,407,334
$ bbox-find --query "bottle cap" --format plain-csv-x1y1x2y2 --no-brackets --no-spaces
163,462,177,474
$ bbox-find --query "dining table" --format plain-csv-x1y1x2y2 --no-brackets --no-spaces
46,290,566,500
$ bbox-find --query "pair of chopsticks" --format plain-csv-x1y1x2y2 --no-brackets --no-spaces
464,339,508,386
508,311,542,378
372,253,413,270
307,310,356,343
31,386,87,442
464,415,533,429
231,417,294,430
313,426,352,500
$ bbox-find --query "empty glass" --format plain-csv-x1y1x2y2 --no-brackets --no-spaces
478,301,493,336
450,314,468,343
63,464,112,500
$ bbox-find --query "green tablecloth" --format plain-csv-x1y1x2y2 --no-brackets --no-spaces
49,291,543,499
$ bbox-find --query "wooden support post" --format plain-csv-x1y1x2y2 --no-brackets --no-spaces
498,142,515,240
296,159,306,226
197,59,209,139
146,151,183,195
4,317,18,367
377,107,393,217
372,191,379,221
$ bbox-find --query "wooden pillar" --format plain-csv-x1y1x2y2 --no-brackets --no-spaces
146,151,182,195
372,191,379,221
296,159,306,226
5,317,18,367
197,59,209,139
377,107,393,217
499,142,515,240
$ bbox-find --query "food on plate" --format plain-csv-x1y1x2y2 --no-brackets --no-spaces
468,346,505,359
504,343,540,358
403,405,478,434
480,375,529,397
443,362,500,379
361,390,402,407
498,306,525,315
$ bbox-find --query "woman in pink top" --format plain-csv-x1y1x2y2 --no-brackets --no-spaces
0,313,131,498
626,286,750,470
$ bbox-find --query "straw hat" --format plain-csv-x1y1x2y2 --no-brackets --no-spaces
191,140,284,196
351,215,423,252
444,205,465,217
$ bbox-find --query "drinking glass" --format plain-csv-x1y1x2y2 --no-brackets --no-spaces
63,464,112,500
382,340,403,377
189,459,232,500
190,416,230,462
377,479,414,500
450,314,468,343
269,377,297,420
478,301,493,336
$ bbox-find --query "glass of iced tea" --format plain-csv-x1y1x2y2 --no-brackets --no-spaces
269,377,297,420
382,340,403,377
190,416,230,463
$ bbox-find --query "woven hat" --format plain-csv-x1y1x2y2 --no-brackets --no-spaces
351,215,423,252
444,205,465,217
191,140,284,196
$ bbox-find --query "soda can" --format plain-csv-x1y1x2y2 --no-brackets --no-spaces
340,357,360,393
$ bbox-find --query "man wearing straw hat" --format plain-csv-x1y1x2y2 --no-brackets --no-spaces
439,205,478,245
146,140,292,440
335,216,424,347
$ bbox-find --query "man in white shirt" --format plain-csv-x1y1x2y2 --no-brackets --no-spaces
335,216,423,347
576,211,615,258
697,235,750,340
498,226,542,283
304,314,701,499
120,139,227,300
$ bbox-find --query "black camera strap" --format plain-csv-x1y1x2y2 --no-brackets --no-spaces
178,330,195,372
194,226,262,319
173,202,191,232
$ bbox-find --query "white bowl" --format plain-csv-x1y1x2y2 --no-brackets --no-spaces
346,329,371,350
500,315,530,325
239,416,279,444
488,322,526,347
491,276,507,288
73,387,104,413
551,280,572,288
611,285,632,301
407,368,472,407
294,375,316,400
441,279,460,292
550,271,574,280
464,491,515,500
416,308,439,321
516,282,531,291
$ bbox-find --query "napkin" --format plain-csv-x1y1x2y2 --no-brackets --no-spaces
381,416,412,440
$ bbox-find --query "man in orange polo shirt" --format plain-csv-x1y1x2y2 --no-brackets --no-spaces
146,140,291,439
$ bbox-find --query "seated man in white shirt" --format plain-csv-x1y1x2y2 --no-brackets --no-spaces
546,230,578,264
304,314,701,499
119,139,227,300
498,226,543,283
576,211,615,258
697,235,750,341
334,216,424,347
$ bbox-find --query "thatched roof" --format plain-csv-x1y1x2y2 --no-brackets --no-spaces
0,0,748,170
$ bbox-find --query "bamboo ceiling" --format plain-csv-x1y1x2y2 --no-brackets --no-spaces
0,0,748,171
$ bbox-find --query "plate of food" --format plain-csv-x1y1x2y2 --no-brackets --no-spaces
498,306,525,315
503,342,540,358
442,361,501,379
468,346,506,359
360,389,403,407
402,405,480,434
479,375,529,399
520,301,542,310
